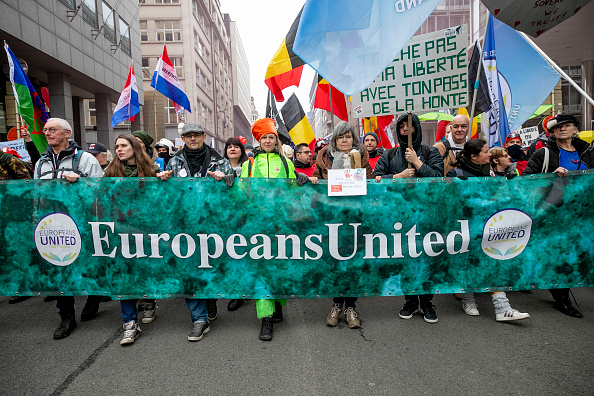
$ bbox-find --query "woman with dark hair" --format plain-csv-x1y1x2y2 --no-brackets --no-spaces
104,134,162,345
224,137,249,312
449,139,530,322
224,137,248,177
523,113,591,318
310,121,374,329
447,139,491,178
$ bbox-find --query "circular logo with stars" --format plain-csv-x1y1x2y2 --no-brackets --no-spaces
481,209,532,260
34,213,81,266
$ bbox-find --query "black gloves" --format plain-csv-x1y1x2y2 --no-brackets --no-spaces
224,174,235,187
296,172,309,186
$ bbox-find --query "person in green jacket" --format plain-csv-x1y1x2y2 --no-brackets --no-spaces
241,118,308,341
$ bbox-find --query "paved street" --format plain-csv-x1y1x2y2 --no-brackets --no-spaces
1,288,592,395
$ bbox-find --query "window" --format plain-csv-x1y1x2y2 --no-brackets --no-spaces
155,0,179,3
170,57,183,78
199,71,206,90
82,0,98,29
561,66,583,113
156,20,181,42
208,109,213,130
207,78,211,94
86,99,96,126
142,57,152,79
194,30,198,51
119,18,131,56
101,1,116,44
198,40,203,57
59,0,76,10
140,20,148,42
165,99,179,124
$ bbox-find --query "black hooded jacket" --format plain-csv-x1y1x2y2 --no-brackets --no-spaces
523,137,593,175
373,114,443,177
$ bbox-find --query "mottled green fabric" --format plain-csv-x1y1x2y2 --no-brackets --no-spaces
0,171,592,299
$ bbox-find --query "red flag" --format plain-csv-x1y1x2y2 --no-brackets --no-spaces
435,120,450,142
314,75,348,121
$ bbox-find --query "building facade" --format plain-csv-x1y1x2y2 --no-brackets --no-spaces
139,0,240,152
225,15,250,140
0,0,142,149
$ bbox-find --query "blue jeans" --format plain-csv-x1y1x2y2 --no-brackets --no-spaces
333,297,357,309
185,298,208,323
120,299,138,323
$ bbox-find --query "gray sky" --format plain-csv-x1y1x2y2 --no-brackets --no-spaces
221,0,315,118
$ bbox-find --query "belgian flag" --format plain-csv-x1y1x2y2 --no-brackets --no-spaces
280,93,315,149
264,8,305,102
314,74,348,121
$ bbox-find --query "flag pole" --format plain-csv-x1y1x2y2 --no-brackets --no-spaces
329,83,335,132
518,31,594,108
407,111,413,169
147,44,164,136
468,40,483,138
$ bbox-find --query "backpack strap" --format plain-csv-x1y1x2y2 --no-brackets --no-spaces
442,140,451,159
421,144,430,163
36,150,85,179
541,147,549,173
248,157,254,177
279,154,290,178
387,147,397,163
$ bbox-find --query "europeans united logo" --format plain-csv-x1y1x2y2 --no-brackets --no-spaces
34,213,82,266
481,209,532,260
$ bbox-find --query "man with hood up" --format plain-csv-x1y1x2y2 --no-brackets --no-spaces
33,117,105,339
373,113,443,324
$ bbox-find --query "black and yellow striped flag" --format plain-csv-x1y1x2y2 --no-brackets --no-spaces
280,93,315,147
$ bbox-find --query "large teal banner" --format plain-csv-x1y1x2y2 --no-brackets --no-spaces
1,172,592,299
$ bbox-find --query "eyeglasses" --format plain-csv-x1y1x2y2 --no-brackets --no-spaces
184,133,204,139
43,127,63,134
299,150,312,155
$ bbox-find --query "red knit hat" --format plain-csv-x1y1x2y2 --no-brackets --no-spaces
251,118,278,142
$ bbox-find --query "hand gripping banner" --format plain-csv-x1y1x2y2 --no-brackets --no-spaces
1,172,592,299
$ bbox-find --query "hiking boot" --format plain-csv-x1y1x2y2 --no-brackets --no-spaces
53,316,77,339
227,299,244,311
141,301,156,324
399,301,418,319
496,309,530,322
188,321,210,342
259,317,273,341
553,298,583,318
8,296,30,304
344,307,361,329
81,301,100,322
462,302,480,316
271,302,284,323
421,303,438,323
206,299,218,321
326,303,342,326
120,320,141,345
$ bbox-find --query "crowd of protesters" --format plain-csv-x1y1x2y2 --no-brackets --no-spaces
1,112,591,345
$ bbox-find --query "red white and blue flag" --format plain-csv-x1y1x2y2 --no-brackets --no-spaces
111,60,139,127
151,45,191,113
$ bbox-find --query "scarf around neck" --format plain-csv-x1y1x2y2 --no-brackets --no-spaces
184,145,210,177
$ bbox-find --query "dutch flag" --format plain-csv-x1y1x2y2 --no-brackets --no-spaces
151,45,191,113
111,60,139,127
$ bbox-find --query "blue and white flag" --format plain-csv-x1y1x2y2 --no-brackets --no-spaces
292,0,441,96
111,60,139,128
151,45,191,112
490,16,560,133
482,15,512,147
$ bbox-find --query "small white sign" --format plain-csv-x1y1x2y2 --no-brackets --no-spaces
0,138,31,162
517,126,539,148
327,169,367,196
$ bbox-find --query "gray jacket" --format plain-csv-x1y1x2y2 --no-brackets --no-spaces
34,141,103,179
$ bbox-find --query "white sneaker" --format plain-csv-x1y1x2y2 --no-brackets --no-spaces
120,320,141,345
462,302,480,316
496,309,530,322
